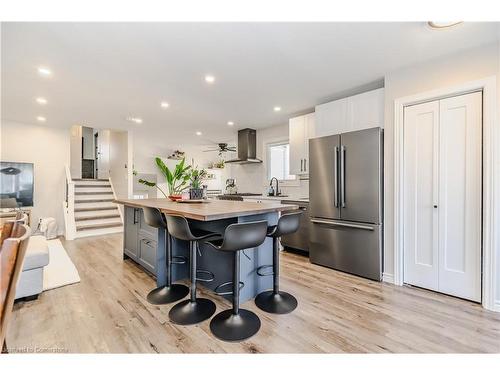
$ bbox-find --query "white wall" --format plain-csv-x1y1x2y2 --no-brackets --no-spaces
228,124,309,199
109,130,132,199
131,131,228,198
96,129,110,179
383,42,500,289
69,125,82,179
0,121,70,235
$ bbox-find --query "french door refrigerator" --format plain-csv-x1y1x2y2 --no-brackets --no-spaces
309,127,383,281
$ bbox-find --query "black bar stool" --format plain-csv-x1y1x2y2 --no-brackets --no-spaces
143,208,189,305
205,220,268,342
254,212,300,314
166,215,220,325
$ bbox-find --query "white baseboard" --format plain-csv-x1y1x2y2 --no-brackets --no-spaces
493,300,500,313
382,272,395,284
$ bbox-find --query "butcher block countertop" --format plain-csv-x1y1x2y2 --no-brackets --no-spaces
113,198,298,221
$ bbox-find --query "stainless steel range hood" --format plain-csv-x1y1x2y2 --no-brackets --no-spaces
225,128,262,164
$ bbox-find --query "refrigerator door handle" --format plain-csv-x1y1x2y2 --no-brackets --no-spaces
334,146,339,207
311,218,375,231
340,145,346,208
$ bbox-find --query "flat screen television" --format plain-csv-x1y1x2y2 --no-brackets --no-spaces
0,161,34,208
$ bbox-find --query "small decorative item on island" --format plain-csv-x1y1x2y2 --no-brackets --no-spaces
189,167,207,200
137,157,191,201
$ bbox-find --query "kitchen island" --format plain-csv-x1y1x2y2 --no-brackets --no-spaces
113,198,298,303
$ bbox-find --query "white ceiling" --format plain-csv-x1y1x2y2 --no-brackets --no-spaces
2,22,499,144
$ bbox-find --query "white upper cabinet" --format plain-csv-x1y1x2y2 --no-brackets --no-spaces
289,112,315,175
348,88,384,131
315,97,348,137
314,88,384,137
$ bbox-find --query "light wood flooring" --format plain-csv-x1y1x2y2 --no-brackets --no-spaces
7,234,500,353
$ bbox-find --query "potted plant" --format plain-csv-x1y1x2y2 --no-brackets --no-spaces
188,167,207,200
138,157,191,201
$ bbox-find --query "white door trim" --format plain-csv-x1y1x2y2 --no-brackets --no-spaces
393,76,499,311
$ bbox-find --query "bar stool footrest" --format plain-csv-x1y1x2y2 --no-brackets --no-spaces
256,264,274,277
172,255,187,265
214,281,244,296
196,269,215,282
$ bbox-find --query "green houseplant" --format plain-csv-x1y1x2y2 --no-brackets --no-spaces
138,157,191,201
188,167,207,199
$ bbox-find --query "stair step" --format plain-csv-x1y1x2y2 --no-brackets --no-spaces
75,206,118,212
75,226,123,238
76,217,123,226
75,199,114,204
74,208,120,219
75,184,111,188
75,214,121,221
77,222,123,231
75,195,116,201
75,191,113,195
73,178,109,181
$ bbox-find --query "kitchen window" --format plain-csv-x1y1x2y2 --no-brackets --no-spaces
266,141,295,181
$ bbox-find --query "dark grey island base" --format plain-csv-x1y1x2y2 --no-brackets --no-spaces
118,200,297,303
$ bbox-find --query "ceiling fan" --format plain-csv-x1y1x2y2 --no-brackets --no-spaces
203,142,237,155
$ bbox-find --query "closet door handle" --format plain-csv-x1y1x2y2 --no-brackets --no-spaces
300,159,303,172
304,158,307,172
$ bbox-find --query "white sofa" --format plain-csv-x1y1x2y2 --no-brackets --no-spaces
15,235,50,300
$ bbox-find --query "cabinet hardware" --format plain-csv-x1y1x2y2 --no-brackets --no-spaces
340,145,346,208
300,159,303,172
334,146,339,207
311,218,374,231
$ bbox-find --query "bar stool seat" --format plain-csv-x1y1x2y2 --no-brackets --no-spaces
142,208,189,305
254,212,300,314
166,215,220,325
205,220,268,342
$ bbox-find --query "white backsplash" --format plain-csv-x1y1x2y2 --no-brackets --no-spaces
224,123,310,200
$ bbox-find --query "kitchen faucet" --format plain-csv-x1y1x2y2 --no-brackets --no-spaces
269,177,280,196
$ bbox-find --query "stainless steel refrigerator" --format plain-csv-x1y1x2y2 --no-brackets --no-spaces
309,127,383,281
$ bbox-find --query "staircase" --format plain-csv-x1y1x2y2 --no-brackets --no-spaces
64,168,123,240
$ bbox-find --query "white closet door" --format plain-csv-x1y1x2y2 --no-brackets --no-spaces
438,92,482,302
403,101,440,291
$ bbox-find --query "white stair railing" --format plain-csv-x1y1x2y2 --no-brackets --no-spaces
63,165,77,240
108,176,124,224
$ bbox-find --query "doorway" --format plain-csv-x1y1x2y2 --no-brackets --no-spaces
402,91,482,302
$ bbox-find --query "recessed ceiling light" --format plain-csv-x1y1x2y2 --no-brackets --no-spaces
196,131,202,136
160,101,169,108
227,121,234,126
428,21,463,29
205,75,215,83
273,106,281,112
36,116,46,122
37,67,52,76
126,117,143,124
36,97,48,105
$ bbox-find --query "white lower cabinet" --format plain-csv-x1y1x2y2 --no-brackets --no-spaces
403,91,482,302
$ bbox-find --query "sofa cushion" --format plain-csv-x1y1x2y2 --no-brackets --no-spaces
22,235,50,271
